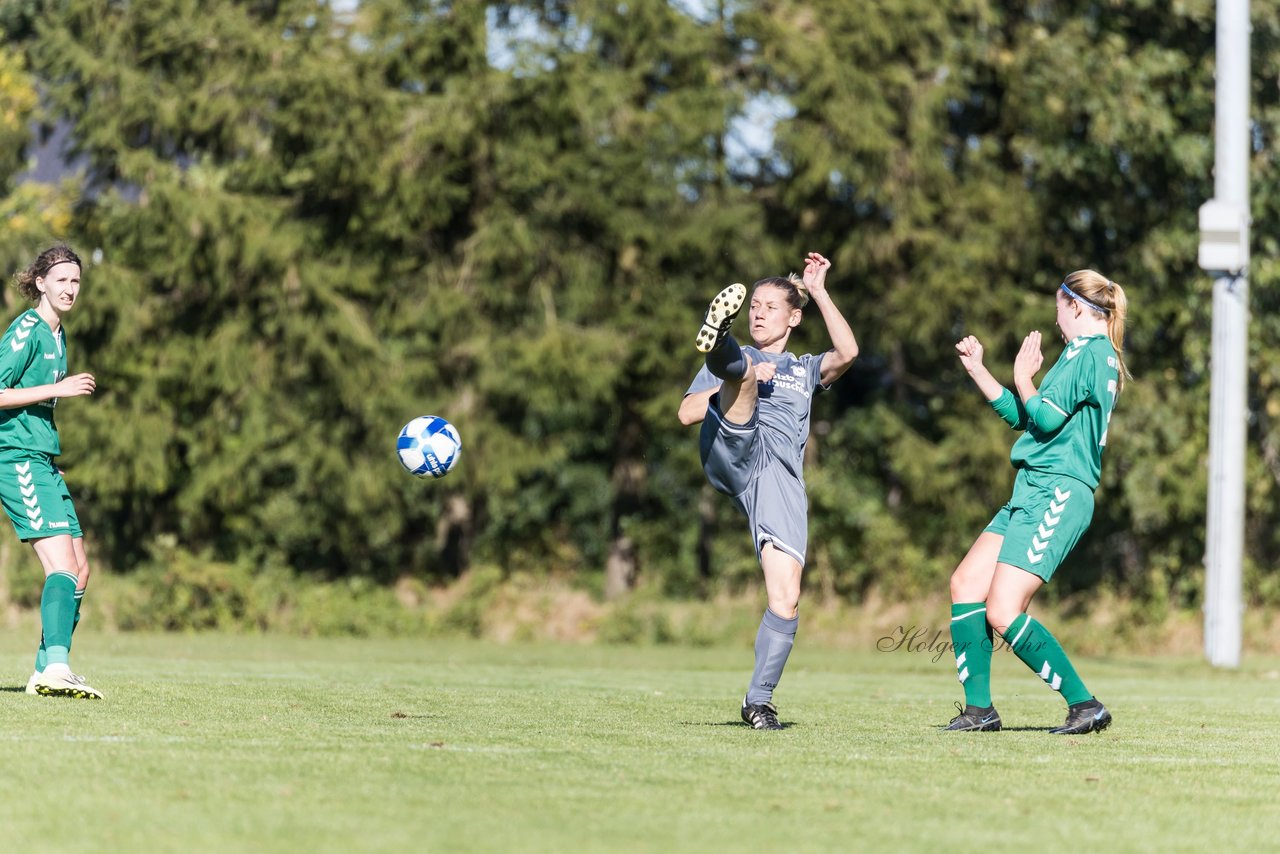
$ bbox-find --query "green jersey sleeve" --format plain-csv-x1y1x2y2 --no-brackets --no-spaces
989,388,1028,430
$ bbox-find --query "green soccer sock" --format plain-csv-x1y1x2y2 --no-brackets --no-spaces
1001,613,1091,705
39,572,78,667
33,588,83,674
950,603,994,708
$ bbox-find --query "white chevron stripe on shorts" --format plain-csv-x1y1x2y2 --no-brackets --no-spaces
15,463,43,530
1027,487,1072,565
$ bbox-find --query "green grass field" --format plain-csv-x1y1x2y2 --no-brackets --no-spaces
1,631,1276,852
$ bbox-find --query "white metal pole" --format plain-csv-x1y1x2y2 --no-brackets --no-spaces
1203,0,1250,668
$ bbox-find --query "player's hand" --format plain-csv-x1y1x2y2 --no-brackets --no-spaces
955,335,985,373
753,361,777,383
1013,332,1043,382
52,373,95,398
802,252,831,296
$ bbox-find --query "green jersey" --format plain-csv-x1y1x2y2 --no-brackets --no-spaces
0,309,68,455
989,333,1120,490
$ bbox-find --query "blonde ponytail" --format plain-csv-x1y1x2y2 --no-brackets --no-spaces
1062,269,1131,390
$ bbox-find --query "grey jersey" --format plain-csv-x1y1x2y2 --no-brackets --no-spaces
686,347,826,478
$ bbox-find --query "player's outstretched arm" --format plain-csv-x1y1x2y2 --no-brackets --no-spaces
0,373,96,410
803,253,858,386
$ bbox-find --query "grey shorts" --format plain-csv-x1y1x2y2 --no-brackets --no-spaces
699,398,809,567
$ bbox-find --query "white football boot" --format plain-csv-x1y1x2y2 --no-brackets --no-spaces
34,663,103,699
695,283,747,353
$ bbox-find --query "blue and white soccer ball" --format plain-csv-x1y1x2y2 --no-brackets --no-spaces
396,416,462,478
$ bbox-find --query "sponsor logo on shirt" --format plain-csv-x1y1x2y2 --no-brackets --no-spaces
771,368,810,399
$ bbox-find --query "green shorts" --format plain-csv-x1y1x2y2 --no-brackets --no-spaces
985,468,1093,582
0,449,81,542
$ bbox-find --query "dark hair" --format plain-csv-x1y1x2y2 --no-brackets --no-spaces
14,245,82,302
752,273,809,310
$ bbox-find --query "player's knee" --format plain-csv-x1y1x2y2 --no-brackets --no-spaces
767,596,799,620
985,600,1021,636
949,565,985,603
766,582,801,618
768,578,798,617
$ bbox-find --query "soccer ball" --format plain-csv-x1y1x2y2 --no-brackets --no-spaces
396,416,462,478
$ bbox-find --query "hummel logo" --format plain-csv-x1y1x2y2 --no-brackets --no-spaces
1039,661,1064,692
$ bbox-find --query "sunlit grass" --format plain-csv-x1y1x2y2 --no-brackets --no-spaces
1,633,1275,852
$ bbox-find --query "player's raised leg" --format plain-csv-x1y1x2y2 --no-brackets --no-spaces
694,282,760,426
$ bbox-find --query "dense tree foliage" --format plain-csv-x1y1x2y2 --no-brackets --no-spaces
2,0,1278,607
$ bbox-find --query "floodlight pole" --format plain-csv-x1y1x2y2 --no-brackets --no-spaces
1199,0,1250,668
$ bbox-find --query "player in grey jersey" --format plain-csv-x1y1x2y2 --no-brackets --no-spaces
679,253,858,730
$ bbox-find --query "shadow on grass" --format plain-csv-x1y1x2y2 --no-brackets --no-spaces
935,725,1056,733
0,687,27,693
681,720,799,729
1002,727,1069,733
